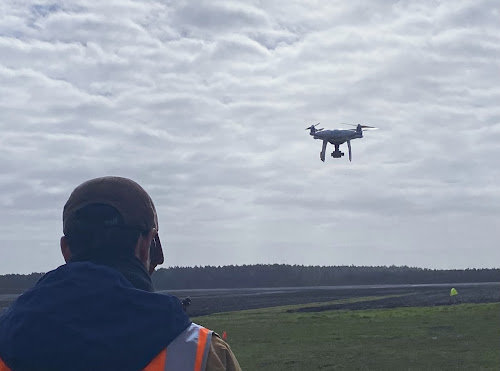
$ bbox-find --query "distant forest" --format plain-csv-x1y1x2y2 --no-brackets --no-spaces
151,265,500,290
1,265,498,293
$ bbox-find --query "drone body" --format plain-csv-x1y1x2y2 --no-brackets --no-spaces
306,123,377,162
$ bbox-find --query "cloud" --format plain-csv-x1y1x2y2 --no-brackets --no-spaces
173,1,270,34
0,0,499,274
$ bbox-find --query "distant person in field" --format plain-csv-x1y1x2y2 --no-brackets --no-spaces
182,297,192,311
0,176,241,371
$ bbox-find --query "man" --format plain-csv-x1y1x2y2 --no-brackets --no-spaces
0,176,241,371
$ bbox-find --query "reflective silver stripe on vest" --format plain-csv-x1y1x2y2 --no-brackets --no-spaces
164,323,213,371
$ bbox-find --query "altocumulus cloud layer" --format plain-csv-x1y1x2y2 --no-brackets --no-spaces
0,0,499,274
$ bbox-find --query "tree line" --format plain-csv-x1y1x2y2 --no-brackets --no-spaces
0,273,44,294
1,265,499,293
151,264,500,290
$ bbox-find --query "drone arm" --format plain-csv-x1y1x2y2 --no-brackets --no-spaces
347,140,352,162
320,140,327,162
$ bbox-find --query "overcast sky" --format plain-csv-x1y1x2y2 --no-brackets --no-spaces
0,0,499,274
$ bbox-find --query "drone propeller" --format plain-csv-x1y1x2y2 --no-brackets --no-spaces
305,123,322,130
341,123,379,130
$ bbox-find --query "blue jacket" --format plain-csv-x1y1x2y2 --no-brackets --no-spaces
0,262,191,371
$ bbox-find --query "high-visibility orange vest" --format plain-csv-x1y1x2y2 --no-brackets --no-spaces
0,323,212,371
144,323,213,371
0,358,10,371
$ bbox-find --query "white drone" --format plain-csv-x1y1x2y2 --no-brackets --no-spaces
306,123,378,162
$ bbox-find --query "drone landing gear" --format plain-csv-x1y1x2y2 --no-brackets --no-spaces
320,140,327,162
331,144,344,158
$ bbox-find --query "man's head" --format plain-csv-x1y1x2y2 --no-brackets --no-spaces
61,176,164,274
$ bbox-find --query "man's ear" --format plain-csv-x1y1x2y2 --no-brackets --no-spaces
136,228,156,272
60,236,72,263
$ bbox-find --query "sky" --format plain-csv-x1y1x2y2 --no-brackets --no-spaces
0,0,499,274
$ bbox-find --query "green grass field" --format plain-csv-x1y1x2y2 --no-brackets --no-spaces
195,298,500,370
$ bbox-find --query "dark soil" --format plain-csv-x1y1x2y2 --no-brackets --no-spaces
173,283,500,317
288,285,500,313
2,283,499,317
